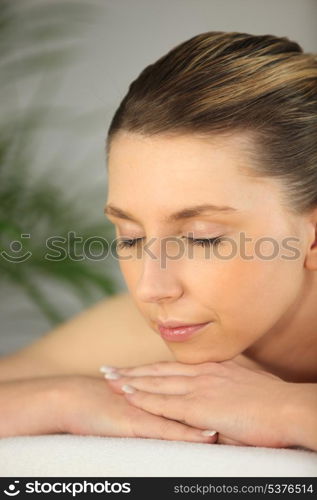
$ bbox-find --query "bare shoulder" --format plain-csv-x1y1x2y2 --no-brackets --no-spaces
0,292,174,381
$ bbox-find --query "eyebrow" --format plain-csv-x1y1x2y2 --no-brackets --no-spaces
104,203,238,223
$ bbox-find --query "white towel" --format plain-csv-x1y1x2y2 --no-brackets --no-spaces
0,435,316,477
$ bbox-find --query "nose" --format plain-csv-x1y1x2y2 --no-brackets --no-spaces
135,237,184,304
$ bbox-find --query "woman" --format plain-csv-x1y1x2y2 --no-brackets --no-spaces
0,31,316,450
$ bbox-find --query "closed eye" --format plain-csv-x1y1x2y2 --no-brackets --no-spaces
185,236,224,247
116,238,143,249
116,236,224,249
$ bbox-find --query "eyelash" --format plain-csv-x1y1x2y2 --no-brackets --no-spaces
116,236,224,249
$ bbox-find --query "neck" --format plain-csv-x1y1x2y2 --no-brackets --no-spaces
243,270,317,383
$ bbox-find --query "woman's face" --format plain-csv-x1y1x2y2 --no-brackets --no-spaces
106,130,310,363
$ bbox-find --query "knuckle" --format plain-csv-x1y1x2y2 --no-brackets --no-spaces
161,418,190,437
183,391,196,404
150,376,162,387
221,360,236,369
161,393,172,404
212,363,231,377
199,362,218,373
158,419,177,434
204,360,221,367
149,362,166,373
196,374,212,386
200,361,228,375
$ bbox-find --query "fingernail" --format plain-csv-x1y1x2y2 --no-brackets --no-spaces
99,365,116,374
121,384,136,394
201,430,217,437
104,372,121,380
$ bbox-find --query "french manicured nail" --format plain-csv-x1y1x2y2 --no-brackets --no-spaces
201,430,217,437
121,384,136,394
99,365,116,374
104,372,121,380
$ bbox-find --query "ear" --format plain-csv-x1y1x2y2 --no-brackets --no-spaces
304,206,317,271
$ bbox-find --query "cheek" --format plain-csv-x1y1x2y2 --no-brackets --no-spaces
119,242,303,322
206,253,303,342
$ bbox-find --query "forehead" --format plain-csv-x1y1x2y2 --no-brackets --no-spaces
108,129,249,163
108,130,252,182
106,131,283,218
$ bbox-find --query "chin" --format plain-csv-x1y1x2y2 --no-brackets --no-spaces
166,341,239,364
171,350,224,365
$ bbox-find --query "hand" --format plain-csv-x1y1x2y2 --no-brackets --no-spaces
104,360,295,448
58,375,218,444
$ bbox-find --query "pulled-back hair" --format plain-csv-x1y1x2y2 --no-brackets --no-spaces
107,31,317,213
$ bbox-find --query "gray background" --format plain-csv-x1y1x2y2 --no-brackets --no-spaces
1,0,317,355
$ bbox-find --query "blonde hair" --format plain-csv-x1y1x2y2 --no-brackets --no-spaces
107,31,317,213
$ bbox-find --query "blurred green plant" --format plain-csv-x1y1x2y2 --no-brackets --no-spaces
0,0,119,325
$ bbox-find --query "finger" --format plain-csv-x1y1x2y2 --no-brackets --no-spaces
122,387,188,423
217,434,250,446
217,434,247,446
117,361,193,377
256,370,283,381
105,374,194,395
134,413,218,444
116,360,222,377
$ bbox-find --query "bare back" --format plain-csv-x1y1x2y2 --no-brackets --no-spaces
0,292,174,381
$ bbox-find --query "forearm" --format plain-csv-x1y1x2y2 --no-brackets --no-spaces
0,376,67,437
287,383,317,451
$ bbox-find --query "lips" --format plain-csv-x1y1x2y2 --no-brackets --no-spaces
157,321,211,342
157,319,209,328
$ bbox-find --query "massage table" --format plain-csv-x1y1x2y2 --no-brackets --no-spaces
0,435,316,476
